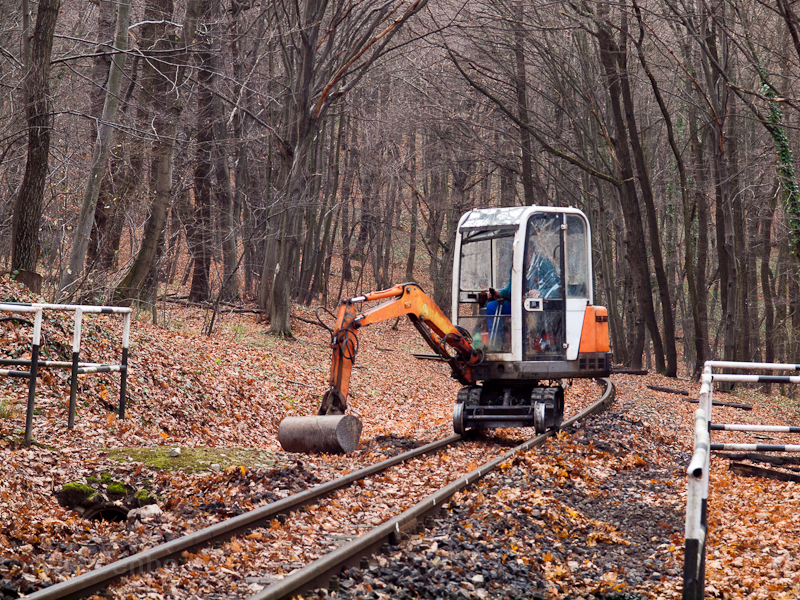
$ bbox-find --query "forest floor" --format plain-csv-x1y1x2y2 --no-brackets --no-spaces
2,275,800,599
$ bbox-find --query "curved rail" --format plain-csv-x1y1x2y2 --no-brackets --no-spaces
25,435,462,600
26,378,614,600
248,378,615,600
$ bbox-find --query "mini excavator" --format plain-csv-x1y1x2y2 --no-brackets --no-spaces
278,206,611,453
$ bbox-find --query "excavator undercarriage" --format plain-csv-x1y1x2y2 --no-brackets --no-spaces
452,383,565,434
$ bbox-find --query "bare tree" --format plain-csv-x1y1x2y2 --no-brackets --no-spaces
112,0,201,305
259,0,429,336
10,0,60,293
57,0,131,302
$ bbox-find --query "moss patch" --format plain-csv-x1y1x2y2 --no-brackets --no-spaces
106,482,130,497
104,446,283,473
134,489,157,505
57,482,97,507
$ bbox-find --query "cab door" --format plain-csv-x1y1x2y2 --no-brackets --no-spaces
522,213,566,361
564,214,591,360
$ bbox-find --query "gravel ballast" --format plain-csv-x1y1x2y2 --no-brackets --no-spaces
324,412,688,600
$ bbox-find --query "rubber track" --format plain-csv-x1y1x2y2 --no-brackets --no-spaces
248,378,615,600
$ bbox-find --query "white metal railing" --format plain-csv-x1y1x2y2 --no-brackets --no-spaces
682,360,800,600
0,302,132,445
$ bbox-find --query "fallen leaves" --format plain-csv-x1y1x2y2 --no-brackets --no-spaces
4,272,800,598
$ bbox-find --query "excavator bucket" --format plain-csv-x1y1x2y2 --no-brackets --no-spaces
278,415,362,454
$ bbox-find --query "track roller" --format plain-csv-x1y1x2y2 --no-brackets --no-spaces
531,386,564,434
453,402,466,435
453,386,482,434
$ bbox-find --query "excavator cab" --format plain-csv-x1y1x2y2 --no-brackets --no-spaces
278,206,611,453
451,206,611,434
456,209,569,360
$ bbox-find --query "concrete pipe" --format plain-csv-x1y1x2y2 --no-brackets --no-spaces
278,415,363,454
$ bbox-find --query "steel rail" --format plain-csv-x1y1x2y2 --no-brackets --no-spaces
26,434,462,600
26,378,613,600
248,378,616,600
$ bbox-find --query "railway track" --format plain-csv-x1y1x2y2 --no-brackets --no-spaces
27,378,614,600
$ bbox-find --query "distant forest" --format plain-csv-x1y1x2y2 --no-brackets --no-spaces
2,0,800,378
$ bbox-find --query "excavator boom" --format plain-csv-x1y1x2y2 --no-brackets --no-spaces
278,283,482,454
320,283,482,415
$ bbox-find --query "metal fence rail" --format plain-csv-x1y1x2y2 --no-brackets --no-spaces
0,302,132,445
682,360,800,600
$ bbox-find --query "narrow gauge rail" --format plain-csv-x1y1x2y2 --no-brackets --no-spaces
27,379,613,600
250,378,614,600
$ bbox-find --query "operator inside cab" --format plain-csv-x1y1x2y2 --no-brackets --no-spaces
486,247,559,344
456,208,581,359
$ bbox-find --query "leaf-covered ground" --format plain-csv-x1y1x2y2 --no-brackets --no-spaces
2,275,800,599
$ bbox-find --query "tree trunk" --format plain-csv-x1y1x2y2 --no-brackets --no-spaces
775,237,789,363
596,180,627,366
84,0,117,273
10,0,61,289
686,74,711,373
634,2,702,377
190,119,214,303
714,137,739,363
426,155,447,308
761,196,777,383
596,11,659,372
57,0,131,301
189,0,226,303
215,105,239,301
340,118,358,283
298,126,324,299
729,117,751,362
500,166,515,206
269,206,299,336
355,173,377,265
700,0,738,365
112,0,201,305
93,50,144,275
307,113,344,304
322,202,340,307
113,116,180,305
616,5,676,376
513,2,534,206
378,178,397,289
405,126,418,281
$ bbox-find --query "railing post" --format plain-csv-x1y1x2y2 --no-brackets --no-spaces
119,312,130,419
24,309,43,446
683,408,710,600
700,366,713,420
68,307,83,429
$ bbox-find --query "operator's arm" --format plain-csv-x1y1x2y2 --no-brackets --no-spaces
541,258,560,298
540,258,561,298
526,255,560,299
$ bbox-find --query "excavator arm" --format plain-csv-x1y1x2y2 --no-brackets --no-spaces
318,283,483,415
